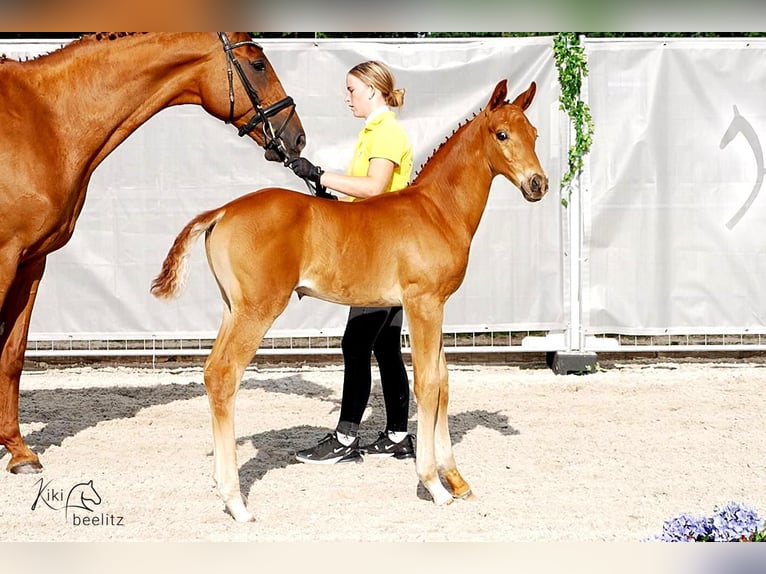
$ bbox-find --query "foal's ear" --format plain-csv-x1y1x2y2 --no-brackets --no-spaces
511,81,537,111
488,79,508,110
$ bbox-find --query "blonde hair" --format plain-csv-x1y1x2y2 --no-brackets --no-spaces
348,60,405,108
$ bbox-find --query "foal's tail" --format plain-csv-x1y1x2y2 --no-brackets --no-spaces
150,207,226,300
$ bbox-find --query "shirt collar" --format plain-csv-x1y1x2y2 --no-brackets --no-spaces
365,105,391,125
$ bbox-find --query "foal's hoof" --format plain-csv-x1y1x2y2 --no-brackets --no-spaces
433,492,455,506
9,460,44,475
224,502,255,523
456,489,477,501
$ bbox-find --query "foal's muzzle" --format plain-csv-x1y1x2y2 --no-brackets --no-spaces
521,173,549,202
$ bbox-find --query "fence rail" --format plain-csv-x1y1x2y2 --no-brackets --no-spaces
25,330,548,358
24,329,766,362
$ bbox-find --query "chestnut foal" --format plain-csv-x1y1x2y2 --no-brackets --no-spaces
152,79,548,521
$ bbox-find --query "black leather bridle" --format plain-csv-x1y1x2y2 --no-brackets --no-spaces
218,32,296,164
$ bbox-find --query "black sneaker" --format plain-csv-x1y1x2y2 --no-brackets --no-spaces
361,432,416,460
295,432,363,465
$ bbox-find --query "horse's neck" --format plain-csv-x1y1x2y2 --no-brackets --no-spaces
412,119,494,239
35,34,211,175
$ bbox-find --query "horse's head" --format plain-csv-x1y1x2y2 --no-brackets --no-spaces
483,79,548,202
720,105,744,150
201,32,306,163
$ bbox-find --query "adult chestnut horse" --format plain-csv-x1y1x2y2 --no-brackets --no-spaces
152,78,548,522
0,32,306,475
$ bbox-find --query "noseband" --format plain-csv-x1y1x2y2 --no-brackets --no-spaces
218,33,296,164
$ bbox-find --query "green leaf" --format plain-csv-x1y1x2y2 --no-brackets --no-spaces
553,33,594,208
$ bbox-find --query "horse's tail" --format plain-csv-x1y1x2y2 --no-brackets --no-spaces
150,207,226,300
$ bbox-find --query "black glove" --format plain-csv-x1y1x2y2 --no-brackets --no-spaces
288,157,323,186
289,157,337,200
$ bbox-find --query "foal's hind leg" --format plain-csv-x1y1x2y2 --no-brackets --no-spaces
204,298,287,522
434,348,473,500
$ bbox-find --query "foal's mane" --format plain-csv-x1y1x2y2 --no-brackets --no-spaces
412,113,478,184
412,95,518,184
414,96,516,183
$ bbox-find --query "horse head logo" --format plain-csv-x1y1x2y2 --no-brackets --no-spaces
720,105,765,229
65,480,102,519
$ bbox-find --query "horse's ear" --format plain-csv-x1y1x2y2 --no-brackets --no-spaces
511,81,537,111
488,79,508,110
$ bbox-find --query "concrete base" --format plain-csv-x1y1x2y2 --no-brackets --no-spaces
546,351,599,375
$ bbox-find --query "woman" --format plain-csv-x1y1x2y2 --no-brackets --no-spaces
289,60,415,465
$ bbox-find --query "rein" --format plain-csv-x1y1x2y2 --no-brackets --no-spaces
217,32,295,165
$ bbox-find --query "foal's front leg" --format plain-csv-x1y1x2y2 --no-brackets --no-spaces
434,348,473,500
406,300,454,506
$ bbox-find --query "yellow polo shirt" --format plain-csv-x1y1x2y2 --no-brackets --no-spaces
347,109,413,200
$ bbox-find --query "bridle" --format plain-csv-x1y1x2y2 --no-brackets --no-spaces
217,32,296,164
217,33,332,199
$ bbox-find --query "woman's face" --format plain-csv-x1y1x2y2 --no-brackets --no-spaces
344,73,373,119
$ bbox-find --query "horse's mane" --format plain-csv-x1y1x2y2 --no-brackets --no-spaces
0,32,147,64
411,97,514,184
412,114,477,183
81,32,147,43
65,32,148,51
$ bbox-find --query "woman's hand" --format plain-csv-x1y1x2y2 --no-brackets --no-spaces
288,157,324,186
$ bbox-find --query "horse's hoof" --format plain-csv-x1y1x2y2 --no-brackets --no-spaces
456,489,476,501
228,511,255,523
433,493,455,506
224,503,255,523
9,460,44,475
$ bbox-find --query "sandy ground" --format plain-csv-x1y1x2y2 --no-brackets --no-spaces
1,357,765,543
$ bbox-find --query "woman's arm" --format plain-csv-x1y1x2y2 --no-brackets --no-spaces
321,158,395,199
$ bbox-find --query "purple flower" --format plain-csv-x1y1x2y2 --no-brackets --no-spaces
709,502,761,542
652,502,765,542
655,512,713,542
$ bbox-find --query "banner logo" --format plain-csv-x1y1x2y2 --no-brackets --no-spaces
720,105,765,229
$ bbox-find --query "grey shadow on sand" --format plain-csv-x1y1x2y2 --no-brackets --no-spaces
4,369,520,509
235,373,521,503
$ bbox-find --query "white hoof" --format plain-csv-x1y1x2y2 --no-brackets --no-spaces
225,499,255,522
433,492,455,506
422,480,454,506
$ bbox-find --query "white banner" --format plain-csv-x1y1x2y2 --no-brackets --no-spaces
585,38,766,335
9,37,565,339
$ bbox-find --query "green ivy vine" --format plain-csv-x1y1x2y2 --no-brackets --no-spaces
553,32,594,207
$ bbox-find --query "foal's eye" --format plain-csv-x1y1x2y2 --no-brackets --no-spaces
496,131,508,141
250,60,266,72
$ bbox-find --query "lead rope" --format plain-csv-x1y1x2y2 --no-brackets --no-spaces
301,177,337,200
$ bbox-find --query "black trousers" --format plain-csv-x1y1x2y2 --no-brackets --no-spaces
337,306,410,435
